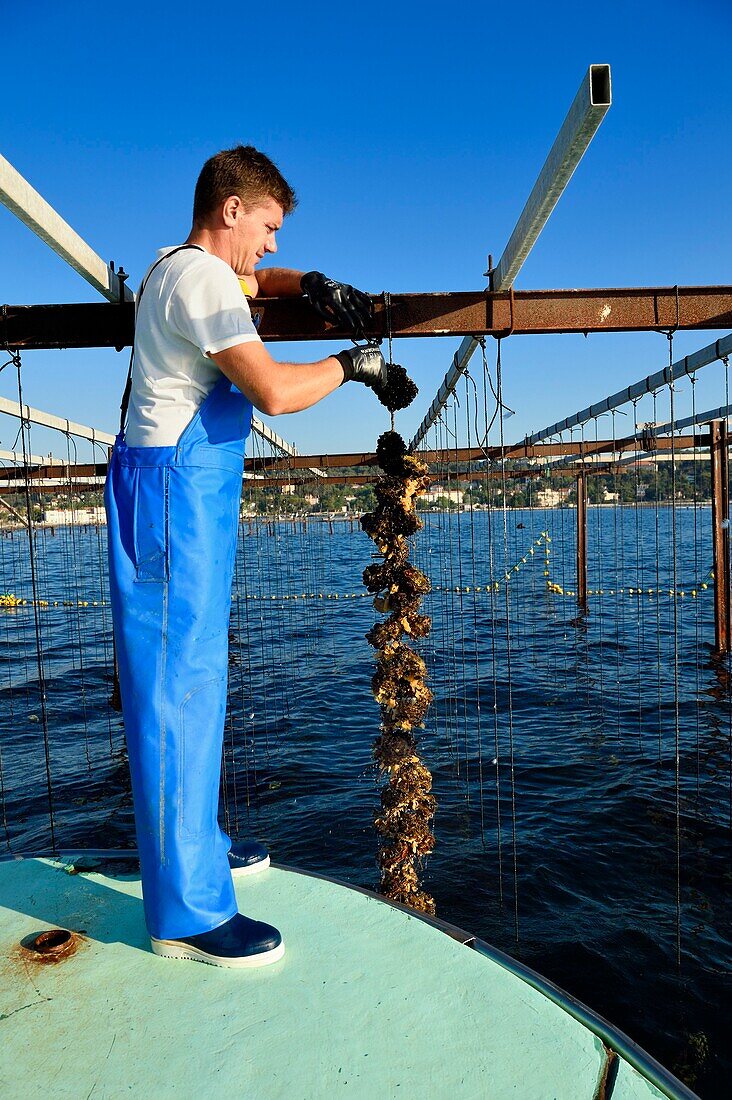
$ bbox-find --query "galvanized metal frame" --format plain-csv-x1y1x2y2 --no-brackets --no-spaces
492,65,612,291
0,394,115,447
0,153,133,303
525,333,732,445
0,393,303,471
410,63,612,450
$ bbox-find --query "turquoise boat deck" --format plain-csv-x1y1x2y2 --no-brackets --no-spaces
0,857,695,1098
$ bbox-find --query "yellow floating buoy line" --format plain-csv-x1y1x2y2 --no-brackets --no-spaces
0,593,106,610
232,533,554,602
546,567,714,601
2,530,710,608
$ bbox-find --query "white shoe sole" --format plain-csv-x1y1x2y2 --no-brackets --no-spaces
150,936,285,968
229,854,270,877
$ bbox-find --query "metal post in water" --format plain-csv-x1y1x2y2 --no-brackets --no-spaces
709,419,730,654
576,470,588,610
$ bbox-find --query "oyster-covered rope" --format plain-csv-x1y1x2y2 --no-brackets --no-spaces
361,425,436,914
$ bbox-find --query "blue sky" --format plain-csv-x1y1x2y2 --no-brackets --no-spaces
1,0,730,459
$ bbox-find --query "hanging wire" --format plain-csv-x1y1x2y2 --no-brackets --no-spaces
383,291,395,433
664,330,682,971
14,351,57,850
652,390,663,762
64,429,93,770
479,338,504,898
611,410,622,743
451,397,471,797
687,373,701,807
631,398,644,752
592,416,607,738
464,370,486,843
495,337,520,940
715,354,732,831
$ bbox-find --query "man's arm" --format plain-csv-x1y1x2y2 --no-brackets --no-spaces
254,268,374,336
254,267,305,297
211,341,385,416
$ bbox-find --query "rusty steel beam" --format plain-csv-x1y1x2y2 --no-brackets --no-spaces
0,455,691,493
0,436,706,485
1,302,133,351
0,462,107,481
238,464,626,489
2,287,732,350
253,286,732,338
0,464,602,492
0,482,105,496
245,435,706,473
0,462,633,494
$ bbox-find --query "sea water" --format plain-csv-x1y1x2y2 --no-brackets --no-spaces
0,506,729,1096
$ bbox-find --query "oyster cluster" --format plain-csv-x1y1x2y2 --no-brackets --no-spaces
361,428,436,914
372,362,419,413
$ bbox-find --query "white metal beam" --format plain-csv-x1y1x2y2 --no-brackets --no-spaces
0,395,115,446
0,396,323,477
410,337,479,452
410,64,612,452
0,448,54,464
525,334,732,445
492,65,612,290
0,497,29,527
251,415,326,477
251,415,297,456
651,404,732,438
0,153,134,303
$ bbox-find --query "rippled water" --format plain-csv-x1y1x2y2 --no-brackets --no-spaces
0,506,730,1096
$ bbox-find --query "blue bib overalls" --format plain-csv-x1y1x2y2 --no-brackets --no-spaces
105,375,252,939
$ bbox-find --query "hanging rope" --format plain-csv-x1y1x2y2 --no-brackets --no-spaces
13,350,57,850
664,327,683,971
495,337,520,940
479,336,504,901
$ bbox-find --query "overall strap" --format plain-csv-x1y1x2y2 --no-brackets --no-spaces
118,244,205,434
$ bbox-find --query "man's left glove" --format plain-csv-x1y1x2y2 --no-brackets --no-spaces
301,271,373,335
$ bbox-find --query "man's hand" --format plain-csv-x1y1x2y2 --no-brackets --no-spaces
336,345,387,389
301,271,373,335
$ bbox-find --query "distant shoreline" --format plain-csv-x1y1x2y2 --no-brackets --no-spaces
0,500,715,534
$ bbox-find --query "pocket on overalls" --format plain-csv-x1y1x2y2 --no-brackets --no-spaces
132,466,169,583
179,677,226,838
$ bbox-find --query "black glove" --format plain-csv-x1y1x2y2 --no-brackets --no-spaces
336,345,388,389
301,270,373,335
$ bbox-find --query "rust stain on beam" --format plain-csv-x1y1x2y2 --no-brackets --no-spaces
253,287,732,339
0,462,107,481
245,436,705,472
0,439,706,484
2,287,731,349
0,481,105,496
1,303,134,350
1,460,660,492
241,465,622,489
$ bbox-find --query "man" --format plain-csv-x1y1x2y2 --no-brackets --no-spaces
105,145,385,969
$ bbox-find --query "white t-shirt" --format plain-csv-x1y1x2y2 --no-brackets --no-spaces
125,245,261,446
